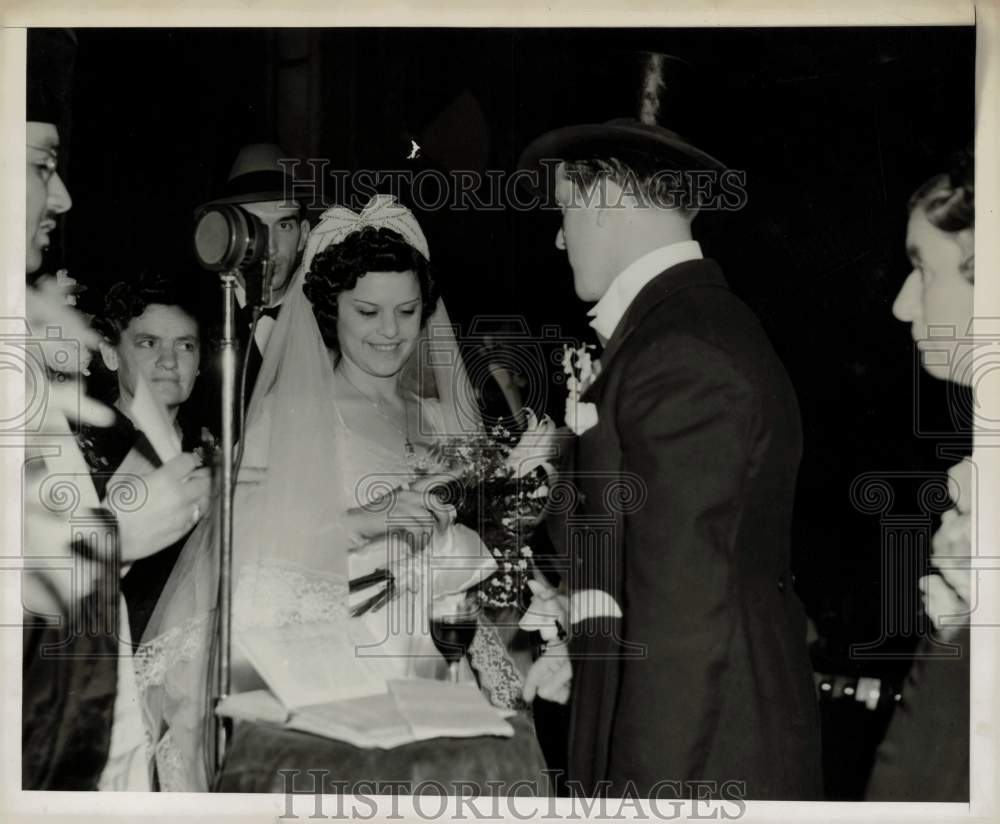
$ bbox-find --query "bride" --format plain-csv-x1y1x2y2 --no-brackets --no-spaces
136,195,516,792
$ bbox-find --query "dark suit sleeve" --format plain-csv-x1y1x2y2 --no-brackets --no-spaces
606,333,757,788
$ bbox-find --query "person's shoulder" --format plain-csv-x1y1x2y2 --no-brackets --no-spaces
626,327,746,386
638,272,781,371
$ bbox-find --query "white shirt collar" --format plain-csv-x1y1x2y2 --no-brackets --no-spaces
587,240,703,342
235,282,284,312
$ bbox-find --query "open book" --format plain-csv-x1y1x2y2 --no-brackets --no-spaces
218,621,514,748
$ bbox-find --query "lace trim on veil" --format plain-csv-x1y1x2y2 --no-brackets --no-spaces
154,731,189,793
134,613,211,692
136,560,349,690
469,618,528,711
233,559,349,629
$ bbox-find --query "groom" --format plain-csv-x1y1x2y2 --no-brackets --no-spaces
519,55,822,800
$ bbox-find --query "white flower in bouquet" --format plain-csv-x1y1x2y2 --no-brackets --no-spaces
518,577,568,643
505,408,558,478
562,344,600,436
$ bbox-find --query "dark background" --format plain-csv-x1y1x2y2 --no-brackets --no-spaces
48,26,974,798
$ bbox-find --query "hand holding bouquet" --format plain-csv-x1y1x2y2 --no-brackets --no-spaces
348,411,558,615
419,410,558,610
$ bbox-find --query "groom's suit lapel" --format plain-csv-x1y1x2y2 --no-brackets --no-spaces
580,258,729,404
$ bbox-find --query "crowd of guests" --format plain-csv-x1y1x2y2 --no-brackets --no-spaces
20,27,978,801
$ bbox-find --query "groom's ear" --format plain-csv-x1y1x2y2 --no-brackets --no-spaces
297,218,311,253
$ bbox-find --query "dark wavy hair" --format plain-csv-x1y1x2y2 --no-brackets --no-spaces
561,152,703,217
907,147,974,281
908,147,974,233
303,226,439,355
94,271,200,345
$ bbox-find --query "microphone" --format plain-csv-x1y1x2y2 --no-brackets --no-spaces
193,204,269,276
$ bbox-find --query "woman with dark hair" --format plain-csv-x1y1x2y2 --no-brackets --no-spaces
139,196,523,791
304,225,440,356
67,271,212,791
81,272,212,642
93,272,203,429
865,148,974,801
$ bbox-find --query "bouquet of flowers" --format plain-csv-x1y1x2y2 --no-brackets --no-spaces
348,410,557,615
428,410,557,609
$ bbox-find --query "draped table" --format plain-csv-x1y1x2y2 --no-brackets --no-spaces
216,713,550,795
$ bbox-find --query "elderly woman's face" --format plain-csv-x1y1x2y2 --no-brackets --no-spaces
336,270,423,378
103,303,201,414
893,208,975,384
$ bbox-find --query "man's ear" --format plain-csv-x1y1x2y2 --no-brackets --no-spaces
297,218,311,253
99,341,119,372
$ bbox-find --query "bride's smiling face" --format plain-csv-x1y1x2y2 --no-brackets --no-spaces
336,270,423,377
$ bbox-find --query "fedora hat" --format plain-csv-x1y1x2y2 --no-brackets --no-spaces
518,52,726,178
197,142,300,214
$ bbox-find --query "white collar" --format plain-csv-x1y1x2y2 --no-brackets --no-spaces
587,240,703,342
235,282,284,312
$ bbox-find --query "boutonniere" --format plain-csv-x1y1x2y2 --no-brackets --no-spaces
562,344,601,435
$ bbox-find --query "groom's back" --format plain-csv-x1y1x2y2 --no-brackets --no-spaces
573,257,822,800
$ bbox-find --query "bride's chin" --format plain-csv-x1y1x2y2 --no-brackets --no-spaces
359,358,407,378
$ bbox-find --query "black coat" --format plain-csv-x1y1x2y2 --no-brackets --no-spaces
78,410,191,645
561,258,822,799
865,629,969,801
22,511,119,790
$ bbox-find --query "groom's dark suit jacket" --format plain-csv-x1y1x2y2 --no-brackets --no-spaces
559,257,822,800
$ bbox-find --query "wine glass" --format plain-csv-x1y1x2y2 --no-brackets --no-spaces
430,594,481,682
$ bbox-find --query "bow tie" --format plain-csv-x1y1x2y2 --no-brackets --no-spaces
243,304,281,325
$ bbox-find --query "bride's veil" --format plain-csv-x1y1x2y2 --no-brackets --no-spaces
136,195,481,791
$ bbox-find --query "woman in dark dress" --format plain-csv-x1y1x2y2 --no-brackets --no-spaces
66,273,211,790
86,272,213,644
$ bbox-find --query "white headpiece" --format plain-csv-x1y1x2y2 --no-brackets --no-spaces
301,194,430,273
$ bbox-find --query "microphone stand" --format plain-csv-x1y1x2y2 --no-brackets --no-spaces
213,268,237,778
213,258,273,783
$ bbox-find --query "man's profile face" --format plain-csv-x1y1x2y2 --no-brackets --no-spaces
240,201,309,302
26,122,72,275
554,163,617,302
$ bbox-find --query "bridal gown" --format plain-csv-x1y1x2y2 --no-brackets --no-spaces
137,387,522,791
